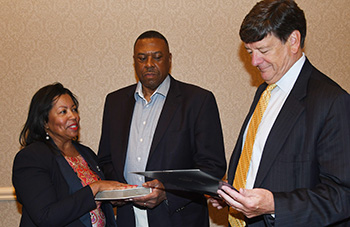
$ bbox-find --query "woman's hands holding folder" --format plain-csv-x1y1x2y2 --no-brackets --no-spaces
132,179,167,209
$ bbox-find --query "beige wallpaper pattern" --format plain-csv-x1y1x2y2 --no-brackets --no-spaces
1,0,350,226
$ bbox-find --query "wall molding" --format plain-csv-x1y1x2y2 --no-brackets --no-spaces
0,187,16,201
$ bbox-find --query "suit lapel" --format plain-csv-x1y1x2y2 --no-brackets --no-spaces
118,87,136,176
76,143,104,180
147,76,181,162
254,97,304,187
54,148,91,226
254,58,313,187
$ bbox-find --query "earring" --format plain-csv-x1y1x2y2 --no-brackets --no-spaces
46,132,50,140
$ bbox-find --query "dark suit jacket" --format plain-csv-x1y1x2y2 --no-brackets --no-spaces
12,141,117,227
98,76,226,227
228,58,350,227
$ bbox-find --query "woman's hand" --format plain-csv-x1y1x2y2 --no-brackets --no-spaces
89,180,137,196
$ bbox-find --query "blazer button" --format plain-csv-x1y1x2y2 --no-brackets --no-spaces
176,206,185,212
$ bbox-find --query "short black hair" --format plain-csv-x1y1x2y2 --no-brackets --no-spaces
240,0,306,48
19,82,79,147
134,30,169,49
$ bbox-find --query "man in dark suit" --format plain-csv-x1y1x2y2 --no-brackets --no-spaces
210,0,350,226
98,30,226,227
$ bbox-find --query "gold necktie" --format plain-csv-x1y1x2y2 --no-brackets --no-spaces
229,84,277,227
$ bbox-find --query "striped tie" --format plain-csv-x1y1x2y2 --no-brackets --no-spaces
229,84,277,227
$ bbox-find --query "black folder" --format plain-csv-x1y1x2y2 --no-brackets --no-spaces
132,169,236,197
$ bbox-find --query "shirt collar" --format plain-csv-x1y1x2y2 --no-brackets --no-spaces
276,53,306,93
134,75,171,101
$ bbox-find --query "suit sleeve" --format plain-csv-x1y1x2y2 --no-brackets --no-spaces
192,91,226,178
166,91,226,213
273,92,350,226
12,148,97,227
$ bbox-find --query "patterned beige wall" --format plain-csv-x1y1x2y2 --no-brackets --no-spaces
1,0,350,226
